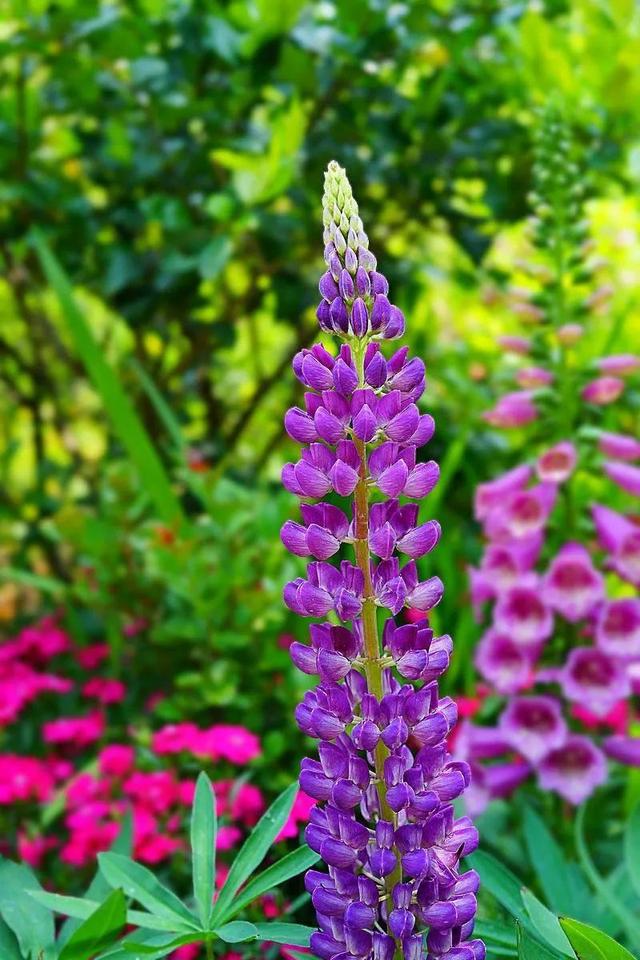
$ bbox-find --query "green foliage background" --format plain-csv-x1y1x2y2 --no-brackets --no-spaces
1,0,640,788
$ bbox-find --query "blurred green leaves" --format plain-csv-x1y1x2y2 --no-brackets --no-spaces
212,98,308,205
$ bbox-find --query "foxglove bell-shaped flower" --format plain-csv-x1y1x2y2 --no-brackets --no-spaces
603,461,640,498
537,736,607,805
598,431,640,461
283,162,484,960
541,543,604,622
498,696,567,763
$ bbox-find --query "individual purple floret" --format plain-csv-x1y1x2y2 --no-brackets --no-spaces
281,161,484,960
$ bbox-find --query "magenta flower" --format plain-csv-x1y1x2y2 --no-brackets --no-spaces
537,735,607,805
560,647,630,717
474,464,531,522
581,376,624,405
499,696,567,763
493,578,553,646
484,483,557,540
497,335,531,355
556,323,583,344
598,431,640,461
541,542,604,622
603,461,640,498
595,599,640,659
483,390,538,428
536,441,576,483
602,735,640,767
42,711,105,748
592,504,640,586
474,629,535,694
515,366,554,388
595,354,640,375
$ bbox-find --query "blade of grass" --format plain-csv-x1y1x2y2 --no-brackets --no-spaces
31,230,185,529
128,358,185,453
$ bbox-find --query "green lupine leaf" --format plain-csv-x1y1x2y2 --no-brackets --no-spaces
214,921,259,943
29,890,183,933
96,930,200,959
98,854,198,930
212,782,297,923
58,889,126,960
559,918,637,960
252,922,316,946
191,772,217,929
217,844,319,922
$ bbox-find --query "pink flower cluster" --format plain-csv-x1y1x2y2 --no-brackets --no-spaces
465,347,640,808
0,616,301,880
0,617,73,725
152,722,261,764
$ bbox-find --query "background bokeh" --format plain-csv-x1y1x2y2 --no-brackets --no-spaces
1,0,640,917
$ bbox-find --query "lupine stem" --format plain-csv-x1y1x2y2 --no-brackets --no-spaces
352,342,404,937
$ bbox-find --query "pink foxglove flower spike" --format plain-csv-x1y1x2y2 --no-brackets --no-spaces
464,105,640,809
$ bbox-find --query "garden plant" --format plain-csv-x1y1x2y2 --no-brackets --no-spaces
1,3,640,960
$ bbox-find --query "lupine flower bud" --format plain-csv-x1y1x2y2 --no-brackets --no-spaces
283,163,484,960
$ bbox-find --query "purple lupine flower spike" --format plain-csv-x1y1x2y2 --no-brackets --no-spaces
282,161,484,960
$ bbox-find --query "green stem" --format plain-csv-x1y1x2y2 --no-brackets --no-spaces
352,341,403,953
206,937,214,960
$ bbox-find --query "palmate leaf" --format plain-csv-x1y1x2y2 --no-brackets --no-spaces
58,889,126,960
98,853,198,930
0,858,55,960
211,782,298,924
216,844,319,923
251,922,315,946
31,230,185,529
96,930,201,960
214,921,259,943
559,918,638,960
30,891,183,934
213,920,315,948
190,772,217,929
